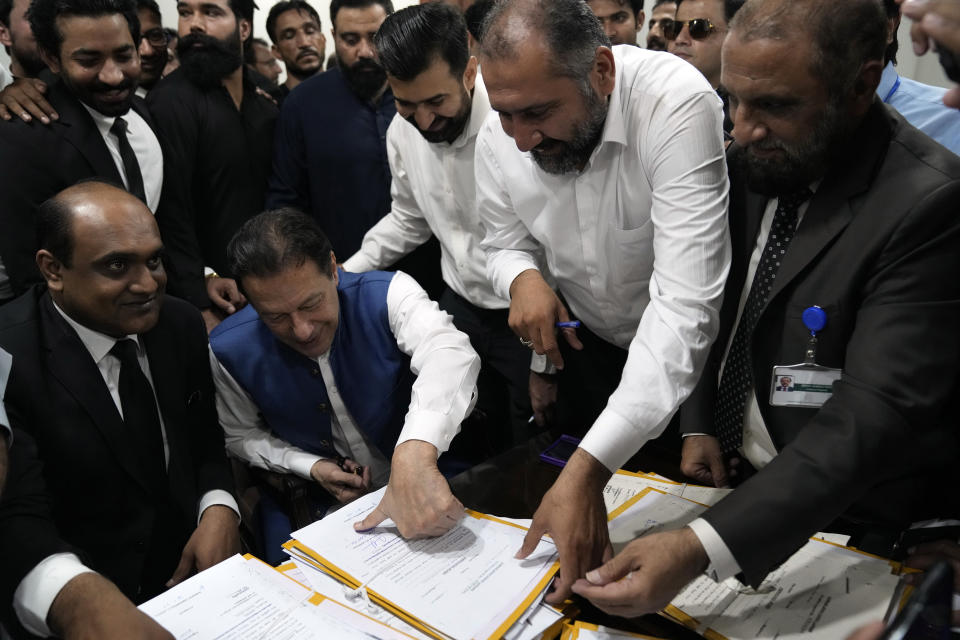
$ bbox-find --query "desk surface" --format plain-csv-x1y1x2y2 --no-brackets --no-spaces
449,432,703,640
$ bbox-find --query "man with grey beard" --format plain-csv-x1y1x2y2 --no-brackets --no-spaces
475,0,730,604
572,0,960,618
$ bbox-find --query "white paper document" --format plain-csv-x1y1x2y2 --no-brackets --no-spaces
561,621,665,639
607,489,706,551
290,488,559,640
602,471,732,514
139,554,414,639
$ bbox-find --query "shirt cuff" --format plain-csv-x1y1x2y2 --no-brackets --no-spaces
579,407,664,473
14,553,96,638
396,410,457,456
688,517,742,582
494,254,541,301
285,451,325,481
198,489,241,525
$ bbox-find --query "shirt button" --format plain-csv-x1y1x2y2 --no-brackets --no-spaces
317,403,328,412
311,367,320,376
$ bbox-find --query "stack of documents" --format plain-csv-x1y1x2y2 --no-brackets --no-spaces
139,553,417,638
606,488,906,640
559,621,665,640
283,487,564,640
602,469,732,514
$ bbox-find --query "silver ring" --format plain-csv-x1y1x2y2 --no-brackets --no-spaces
519,337,534,348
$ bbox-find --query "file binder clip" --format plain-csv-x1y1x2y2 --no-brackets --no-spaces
344,582,377,613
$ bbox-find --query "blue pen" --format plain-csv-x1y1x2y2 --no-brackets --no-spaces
555,321,581,328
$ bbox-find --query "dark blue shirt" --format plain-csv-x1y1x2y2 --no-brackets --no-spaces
267,68,395,256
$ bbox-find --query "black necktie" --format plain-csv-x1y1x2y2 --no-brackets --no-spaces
110,339,166,488
109,117,147,203
714,189,813,453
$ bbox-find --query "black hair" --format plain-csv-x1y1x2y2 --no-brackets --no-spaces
652,0,675,7
0,0,12,27
675,0,744,22
882,0,898,65
244,36,270,63
29,0,140,58
163,25,176,40
228,209,336,283
228,0,256,24
481,0,610,86
266,0,321,44
375,2,468,81
464,0,493,41
730,0,887,100
330,0,392,29
134,0,160,22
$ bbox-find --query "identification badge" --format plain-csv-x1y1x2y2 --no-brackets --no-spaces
770,364,841,408
769,305,842,408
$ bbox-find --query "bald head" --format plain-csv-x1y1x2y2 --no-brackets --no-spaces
480,0,609,83
728,0,886,99
37,181,155,267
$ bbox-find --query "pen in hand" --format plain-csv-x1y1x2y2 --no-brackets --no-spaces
555,321,581,328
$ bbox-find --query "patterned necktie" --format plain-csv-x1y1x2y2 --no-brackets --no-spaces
110,338,166,489
714,188,812,453
110,117,147,203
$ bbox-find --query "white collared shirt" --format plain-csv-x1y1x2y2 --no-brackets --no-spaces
689,190,818,582
0,347,10,439
80,103,163,213
211,270,480,486
476,45,731,472
344,75,507,310
14,303,239,638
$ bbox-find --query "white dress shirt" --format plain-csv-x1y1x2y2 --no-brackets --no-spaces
81,103,163,213
14,303,239,638
0,347,10,439
211,271,480,487
0,65,12,91
344,75,507,310
476,45,730,472
689,190,817,582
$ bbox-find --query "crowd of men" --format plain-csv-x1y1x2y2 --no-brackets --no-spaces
0,0,959,637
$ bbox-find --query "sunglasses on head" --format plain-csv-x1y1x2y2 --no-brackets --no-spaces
663,18,720,41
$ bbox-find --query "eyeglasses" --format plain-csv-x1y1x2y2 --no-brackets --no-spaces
662,18,720,41
140,27,169,48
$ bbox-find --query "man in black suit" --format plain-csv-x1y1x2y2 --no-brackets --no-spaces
0,181,239,639
571,0,960,616
0,0,162,304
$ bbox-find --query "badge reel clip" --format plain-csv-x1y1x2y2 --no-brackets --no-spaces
769,306,842,408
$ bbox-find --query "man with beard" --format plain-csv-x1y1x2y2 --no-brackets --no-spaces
572,0,960,617
245,37,281,91
147,0,277,332
265,0,325,104
268,0,443,300
476,0,729,604
0,0,45,81
343,3,532,453
0,0,163,303
646,0,676,50
135,0,169,95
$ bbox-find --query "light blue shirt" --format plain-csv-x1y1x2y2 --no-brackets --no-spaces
878,61,960,155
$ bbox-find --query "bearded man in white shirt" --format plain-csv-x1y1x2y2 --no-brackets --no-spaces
209,209,480,563
475,0,730,604
343,2,533,451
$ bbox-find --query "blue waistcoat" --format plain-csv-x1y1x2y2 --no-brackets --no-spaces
210,269,414,459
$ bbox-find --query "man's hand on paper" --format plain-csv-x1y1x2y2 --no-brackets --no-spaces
845,621,885,640
518,447,612,604
0,77,57,124
311,458,371,503
508,269,583,369
166,505,240,587
571,527,708,618
49,573,173,640
529,371,557,427
353,440,464,538
680,435,733,488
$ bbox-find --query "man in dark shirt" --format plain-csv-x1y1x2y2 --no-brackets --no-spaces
148,0,277,332
264,1,326,105
267,0,441,297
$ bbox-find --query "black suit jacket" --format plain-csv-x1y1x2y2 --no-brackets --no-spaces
0,81,157,296
678,102,960,586
0,288,233,636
